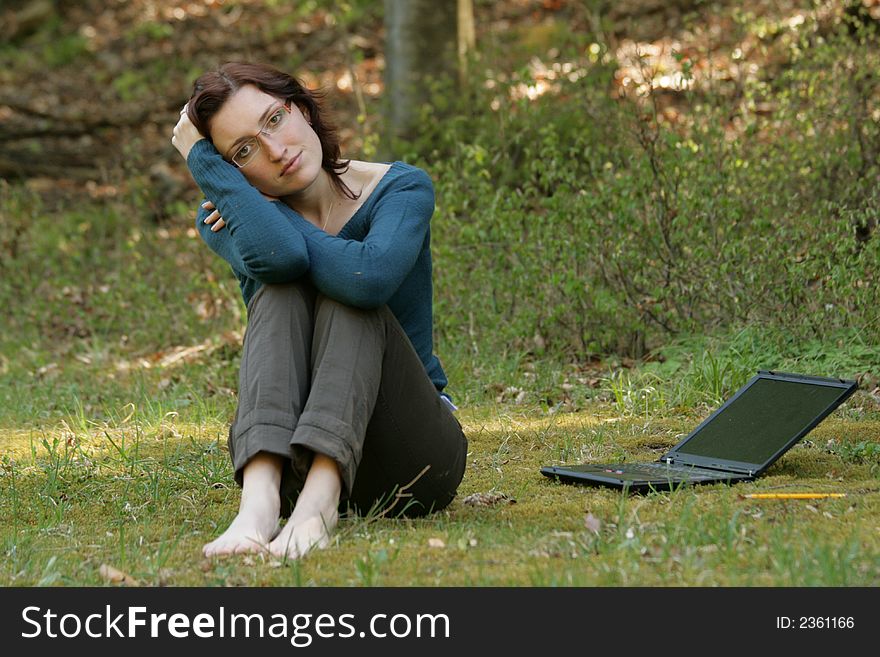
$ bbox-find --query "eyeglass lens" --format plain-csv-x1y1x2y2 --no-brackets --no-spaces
232,104,290,168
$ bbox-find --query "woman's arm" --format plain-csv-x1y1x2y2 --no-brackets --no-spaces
187,140,309,283
277,167,434,308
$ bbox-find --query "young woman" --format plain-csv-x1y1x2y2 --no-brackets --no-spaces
171,62,467,560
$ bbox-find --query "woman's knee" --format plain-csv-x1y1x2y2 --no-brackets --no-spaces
314,292,363,314
245,281,318,332
251,279,315,309
313,293,385,330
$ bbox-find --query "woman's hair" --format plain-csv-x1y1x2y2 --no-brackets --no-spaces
187,62,357,199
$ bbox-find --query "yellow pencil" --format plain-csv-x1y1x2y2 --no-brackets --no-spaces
742,493,847,499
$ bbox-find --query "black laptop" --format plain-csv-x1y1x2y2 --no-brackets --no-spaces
541,370,857,492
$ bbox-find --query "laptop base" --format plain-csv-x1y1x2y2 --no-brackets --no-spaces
541,464,754,493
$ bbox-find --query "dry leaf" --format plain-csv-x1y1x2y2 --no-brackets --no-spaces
462,491,516,507
584,512,602,535
99,563,140,587
428,538,446,548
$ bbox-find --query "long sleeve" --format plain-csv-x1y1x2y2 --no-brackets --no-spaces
188,155,447,391
187,139,309,283
276,167,435,308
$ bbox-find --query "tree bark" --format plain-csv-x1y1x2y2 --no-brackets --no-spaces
458,0,476,85
383,0,462,152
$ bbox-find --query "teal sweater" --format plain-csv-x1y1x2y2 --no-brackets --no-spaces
187,139,447,392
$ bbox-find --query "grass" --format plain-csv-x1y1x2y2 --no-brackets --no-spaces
1,400,878,586
2,181,880,587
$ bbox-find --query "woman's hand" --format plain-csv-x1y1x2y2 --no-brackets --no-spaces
171,104,204,162
201,201,226,232
202,192,279,232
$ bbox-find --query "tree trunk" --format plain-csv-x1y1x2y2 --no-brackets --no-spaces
458,0,476,85
383,0,466,153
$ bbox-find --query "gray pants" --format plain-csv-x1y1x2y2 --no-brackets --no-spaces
228,280,468,518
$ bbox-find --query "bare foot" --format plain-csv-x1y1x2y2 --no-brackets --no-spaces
268,453,341,560
203,453,283,557
202,502,280,557
268,508,338,560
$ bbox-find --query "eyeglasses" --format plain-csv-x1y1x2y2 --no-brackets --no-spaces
227,102,292,168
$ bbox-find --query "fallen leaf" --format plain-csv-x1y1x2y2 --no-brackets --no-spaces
584,512,602,535
99,563,140,587
462,491,516,507
35,363,59,380
157,568,174,586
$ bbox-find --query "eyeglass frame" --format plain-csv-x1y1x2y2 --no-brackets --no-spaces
225,100,293,169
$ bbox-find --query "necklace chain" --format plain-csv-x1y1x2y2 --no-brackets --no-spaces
320,198,335,231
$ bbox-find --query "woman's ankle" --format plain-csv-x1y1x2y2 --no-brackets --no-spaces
239,452,284,511
291,453,342,521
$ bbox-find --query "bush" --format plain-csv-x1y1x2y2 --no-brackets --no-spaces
403,11,879,365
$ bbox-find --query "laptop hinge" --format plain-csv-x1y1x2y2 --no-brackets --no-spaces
663,456,755,477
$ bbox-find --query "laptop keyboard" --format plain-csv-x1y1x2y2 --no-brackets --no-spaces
620,462,724,479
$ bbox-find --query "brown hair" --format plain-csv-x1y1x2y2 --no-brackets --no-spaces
187,62,357,199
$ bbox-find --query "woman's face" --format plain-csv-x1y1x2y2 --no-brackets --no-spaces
209,84,323,197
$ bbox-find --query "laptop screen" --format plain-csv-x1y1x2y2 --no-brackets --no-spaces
676,377,849,465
